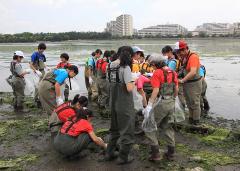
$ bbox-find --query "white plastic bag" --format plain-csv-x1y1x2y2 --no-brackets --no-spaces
142,98,161,133
132,87,143,111
173,97,185,122
142,109,157,133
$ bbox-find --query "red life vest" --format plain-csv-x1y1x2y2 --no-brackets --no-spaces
54,101,76,123
57,62,71,69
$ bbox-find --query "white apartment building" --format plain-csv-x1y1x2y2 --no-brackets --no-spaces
138,24,188,37
105,14,133,37
195,23,233,36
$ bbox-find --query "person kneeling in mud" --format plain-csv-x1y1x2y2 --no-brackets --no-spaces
49,94,88,137
54,108,107,158
143,55,178,162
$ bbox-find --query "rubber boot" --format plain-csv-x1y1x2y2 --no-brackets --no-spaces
148,145,161,162
116,145,134,165
164,146,175,161
192,120,200,126
188,118,193,124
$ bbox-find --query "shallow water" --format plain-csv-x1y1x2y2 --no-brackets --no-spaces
0,39,240,119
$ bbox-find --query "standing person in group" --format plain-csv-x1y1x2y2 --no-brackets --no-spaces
84,49,102,101
175,40,202,125
38,65,78,115
9,51,31,112
56,53,72,102
199,65,210,115
96,50,111,115
30,43,47,107
103,46,135,165
54,108,107,158
143,55,178,162
131,46,144,73
162,45,180,72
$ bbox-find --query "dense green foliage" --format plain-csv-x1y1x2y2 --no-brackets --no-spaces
0,31,239,43
0,32,113,43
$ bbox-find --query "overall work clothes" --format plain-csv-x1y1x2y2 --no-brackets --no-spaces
182,52,202,121
38,71,57,115
200,78,210,113
33,60,46,102
54,132,92,157
96,60,109,108
10,61,26,108
106,65,135,161
145,69,176,148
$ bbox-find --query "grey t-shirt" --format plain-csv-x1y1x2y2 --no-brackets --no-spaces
119,66,133,84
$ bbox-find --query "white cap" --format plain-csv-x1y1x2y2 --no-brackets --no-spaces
132,46,144,53
14,51,24,57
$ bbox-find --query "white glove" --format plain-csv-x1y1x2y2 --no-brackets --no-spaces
56,97,64,106
145,72,153,77
35,70,42,77
24,69,32,74
142,102,153,119
89,77,93,85
132,72,141,81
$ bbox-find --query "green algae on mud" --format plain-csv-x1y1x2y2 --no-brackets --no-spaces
0,154,38,170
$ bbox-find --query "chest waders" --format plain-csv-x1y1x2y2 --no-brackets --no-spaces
10,61,25,109
38,71,58,115
145,69,176,160
182,52,202,123
106,65,135,162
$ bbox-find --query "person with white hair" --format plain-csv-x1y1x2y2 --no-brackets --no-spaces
143,54,178,161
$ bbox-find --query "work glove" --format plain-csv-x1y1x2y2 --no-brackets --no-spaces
56,97,64,106
35,70,42,77
145,72,153,77
132,72,141,81
24,69,32,74
142,102,153,119
89,76,93,85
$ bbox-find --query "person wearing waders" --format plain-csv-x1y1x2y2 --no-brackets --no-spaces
143,55,178,161
54,108,107,158
84,49,102,101
9,51,31,112
38,65,78,115
96,50,111,115
49,95,88,138
102,46,135,165
29,43,47,108
56,53,72,101
175,40,202,125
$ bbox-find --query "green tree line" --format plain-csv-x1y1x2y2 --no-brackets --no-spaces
0,32,113,43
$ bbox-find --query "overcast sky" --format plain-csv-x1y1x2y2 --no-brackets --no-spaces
1,0,240,34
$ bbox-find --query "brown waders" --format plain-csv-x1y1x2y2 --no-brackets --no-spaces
33,60,45,106
201,78,210,115
54,132,92,157
106,82,135,163
183,79,202,124
12,76,25,110
38,71,57,115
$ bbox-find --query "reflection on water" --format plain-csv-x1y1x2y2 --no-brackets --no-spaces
0,39,240,119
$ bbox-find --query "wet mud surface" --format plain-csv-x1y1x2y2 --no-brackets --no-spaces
0,94,240,171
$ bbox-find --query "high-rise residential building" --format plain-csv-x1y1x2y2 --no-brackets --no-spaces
195,23,233,36
138,24,188,37
105,14,133,37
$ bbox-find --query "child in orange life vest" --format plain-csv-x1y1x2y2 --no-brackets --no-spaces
56,53,72,101
49,94,88,137
54,107,107,158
